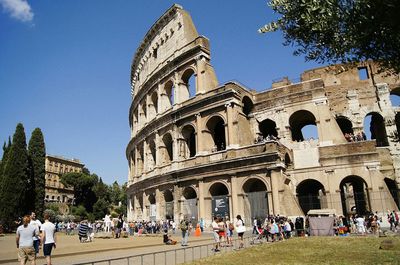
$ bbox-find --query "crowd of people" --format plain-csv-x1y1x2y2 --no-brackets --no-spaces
255,134,279,144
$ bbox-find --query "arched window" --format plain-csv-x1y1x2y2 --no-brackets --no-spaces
164,80,174,107
289,110,318,141
151,91,158,115
297,179,326,215
162,133,173,163
206,116,226,151
259,119,278,139
340,176,370,216
182,68,196,99
148,139,156,168
243,178,268,224
390,87,400,107
182,125,196,158
363,112,389,147
242,96,254,117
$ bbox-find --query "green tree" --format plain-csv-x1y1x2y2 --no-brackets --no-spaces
60,172,97,212
0,138,12,188
71,205,88,221
259,0,400,73
0,124,29,230
28,128,46,217
110,181,122,205
93,198,109,220
93,177,110,202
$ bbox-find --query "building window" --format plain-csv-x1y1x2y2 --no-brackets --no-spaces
358,67,369,80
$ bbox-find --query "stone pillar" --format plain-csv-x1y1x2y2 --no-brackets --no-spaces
172,125,179,163
196,56,206,94
230,175,239,220
225,102,238,148
147,93,155,121
195,113,205,154
155,188,162,221
143,140,149,173
173,185,181,223
270,170,281,215
198,180,205,221
155,131,161,167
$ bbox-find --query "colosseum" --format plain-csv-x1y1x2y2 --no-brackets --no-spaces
126,4,400,225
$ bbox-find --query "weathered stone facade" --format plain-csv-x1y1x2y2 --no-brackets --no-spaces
126,5,400,225
45,155,84,214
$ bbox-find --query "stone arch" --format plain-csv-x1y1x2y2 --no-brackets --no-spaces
364,112,389,147
162,133,173,163
181,186,198,223
242,96,254,117
289,110,318,141
164,80,174,108
242,178,269,224
182,186,197,199
206,115,226,151
284,153,291,167
151,91,158,116
340,175,370,216
390,87,400,106
181,68,196,99
296,179,326,215
148,138,156,169
164,189,174,220
148,193,156,204
181,124,196,158
209,182,230,219
336,116,354,135
259,119,278,139
384,178,400,209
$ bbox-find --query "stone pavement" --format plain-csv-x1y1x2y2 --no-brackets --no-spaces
0,232,216,265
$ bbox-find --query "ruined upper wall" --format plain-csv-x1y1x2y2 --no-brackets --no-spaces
130,4,200,97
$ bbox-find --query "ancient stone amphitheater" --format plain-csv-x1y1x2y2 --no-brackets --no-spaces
126,4,400,225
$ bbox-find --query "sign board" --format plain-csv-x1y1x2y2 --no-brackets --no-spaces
212,195,229,218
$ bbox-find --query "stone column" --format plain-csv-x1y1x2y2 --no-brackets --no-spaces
230,175,239,220
142,192,149,221
143,140,149,172
198,180,205,221
155,131,161,167
225,102,238,148
270,170,281,215
172,125,179,163
155,188,162,221
196,56,206,94
195,113,205,154
173,185,181,223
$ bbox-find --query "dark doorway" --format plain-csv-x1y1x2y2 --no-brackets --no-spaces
364,112,389,147
385,178,400,209
340,176,370,216
164,189,174,220
182,125,196,158
336,116,354,135
297,179,325,215
182,187,198,224
210,183,229,219
243,178,268,225
207,116,226,151
259,119,278,138
289,110,318,141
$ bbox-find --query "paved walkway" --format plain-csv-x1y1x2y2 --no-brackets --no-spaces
0,232,216,265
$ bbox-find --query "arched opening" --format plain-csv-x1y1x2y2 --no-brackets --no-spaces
182,68,196,99
182,187,198,223
141,98,147,121
149,140,156,169
340,176,370,216
258,119,278,140
182,125,196,158
390,88,400,106
336,116,354,141
289,110,318,141
209,182,229,219
243,178,268,225
164,80,174,107
363,112,389,147
284,153,291,167
242,96,254,117
206,116,226,151
151,91,158,115
164,189,174,220
384,178,400,209
395,113,400,141
148,193,156,221
162,133,173,163
297,179,326,215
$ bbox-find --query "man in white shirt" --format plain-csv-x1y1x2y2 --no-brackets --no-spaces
211,216,220,252
30,212,42,256
41,212,56,265
355,215,366,235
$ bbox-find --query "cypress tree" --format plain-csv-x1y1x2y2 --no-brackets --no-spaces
0,124,29,230
28,128,46,217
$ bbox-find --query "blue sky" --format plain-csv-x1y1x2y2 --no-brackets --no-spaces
0,0,326,184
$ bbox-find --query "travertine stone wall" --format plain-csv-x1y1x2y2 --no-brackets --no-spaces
126,5,400,225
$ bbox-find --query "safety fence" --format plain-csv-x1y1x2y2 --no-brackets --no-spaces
72,236,254,265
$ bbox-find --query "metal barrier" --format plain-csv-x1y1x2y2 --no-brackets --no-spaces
72,236,254,265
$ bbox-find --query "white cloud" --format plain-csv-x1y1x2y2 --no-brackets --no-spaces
0,0,34,22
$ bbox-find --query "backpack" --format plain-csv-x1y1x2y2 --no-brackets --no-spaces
180,220,187,231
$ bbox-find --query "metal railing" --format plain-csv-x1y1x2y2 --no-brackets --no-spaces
72,236,254,265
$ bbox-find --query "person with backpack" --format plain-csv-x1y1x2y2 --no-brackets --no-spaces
226,218,234,246
180,216,190,247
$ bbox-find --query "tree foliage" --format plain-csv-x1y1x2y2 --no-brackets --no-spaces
28,128,46,217
60,172,97,212
0,124,29,229
259,0,400,73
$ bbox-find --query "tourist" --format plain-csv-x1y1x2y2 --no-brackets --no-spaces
104,214,111,233
163,230,177,245
200,218,204,232
211,216,220,252
41,212,56,265
218,217,226,246
29,212,42,257
355,215,366,235
226,218,234,246
235,215,245,249
179,216,190,247
78,220,90,242
252,218,257,234
16,215,39,265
